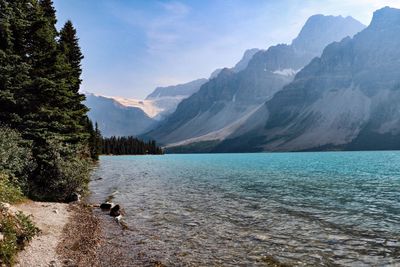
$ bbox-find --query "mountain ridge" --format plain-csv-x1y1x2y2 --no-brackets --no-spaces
146,14,365,146
85,48,265,137
212,7,400,152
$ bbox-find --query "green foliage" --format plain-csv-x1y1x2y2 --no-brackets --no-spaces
14,211,40,244
86,120,102,160
101,136,163,155
30,139,92,201
0,1,96,201
58,20,89,144
0,173,24,204
0,127,35,184
0,208,39,266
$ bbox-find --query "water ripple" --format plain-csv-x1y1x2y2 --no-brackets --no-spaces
90,152,400,266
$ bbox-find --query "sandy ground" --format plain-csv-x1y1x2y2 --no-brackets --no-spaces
14,201,72,267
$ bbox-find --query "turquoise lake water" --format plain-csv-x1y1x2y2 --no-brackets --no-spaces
89,152,400,266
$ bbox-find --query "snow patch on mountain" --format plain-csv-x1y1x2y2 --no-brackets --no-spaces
100,95,187,120
110,97,162,118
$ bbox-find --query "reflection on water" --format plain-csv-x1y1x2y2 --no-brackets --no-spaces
89,152,400,266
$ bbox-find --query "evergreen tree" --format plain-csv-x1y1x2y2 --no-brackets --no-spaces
0,0,31,128
99,136,163,155
59,20,83,89
0,0,98,200
58,20,89,143
39,0,57,26
20,0,66,142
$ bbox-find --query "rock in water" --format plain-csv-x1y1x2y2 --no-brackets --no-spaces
100,203,112,210
114,215,123,223
110,205,121,217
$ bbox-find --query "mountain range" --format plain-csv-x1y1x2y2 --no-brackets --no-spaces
144,14,365,150
85,47,260,137
213,7,400,152
86,7,400,153
84,79,206,136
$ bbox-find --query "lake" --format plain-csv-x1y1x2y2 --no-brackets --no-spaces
89,152,400,266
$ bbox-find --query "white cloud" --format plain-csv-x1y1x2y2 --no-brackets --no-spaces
160,1,190,16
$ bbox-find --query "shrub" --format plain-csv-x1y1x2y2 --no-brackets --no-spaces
0,207,39,266
0,173,24,204
30,138,92,201
0,127,35,192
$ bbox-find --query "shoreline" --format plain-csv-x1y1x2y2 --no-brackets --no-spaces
13,200,142,267
14,201,103,267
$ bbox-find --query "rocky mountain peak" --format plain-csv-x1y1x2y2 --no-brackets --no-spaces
292,14,365,54
369,7,400,30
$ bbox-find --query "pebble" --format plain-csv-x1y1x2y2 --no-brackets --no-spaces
114,215,123,222
184,222,199,227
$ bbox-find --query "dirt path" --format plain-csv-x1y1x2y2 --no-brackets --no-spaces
13,201,72,267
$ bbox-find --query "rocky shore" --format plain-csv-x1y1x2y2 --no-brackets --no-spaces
12,201,101,267
12,200,142,267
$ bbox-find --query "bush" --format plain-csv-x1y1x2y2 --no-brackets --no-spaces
0,207,39,266
30,138,92,201
0,127,35,192
0,173,24,204
0,127,93,202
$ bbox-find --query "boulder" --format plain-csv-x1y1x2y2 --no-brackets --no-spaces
100,203,113,211
114,215,123,223
110,205,120,217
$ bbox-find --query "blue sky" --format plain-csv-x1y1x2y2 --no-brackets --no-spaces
53,0,400,99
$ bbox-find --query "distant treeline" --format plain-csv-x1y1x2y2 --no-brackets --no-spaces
101,136,163,155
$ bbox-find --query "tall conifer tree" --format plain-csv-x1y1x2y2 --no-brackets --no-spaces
0,0,31,128
0,0,99,200
59,20,89,143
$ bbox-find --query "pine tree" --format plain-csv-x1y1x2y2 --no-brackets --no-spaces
59,20,89,143
59,20,83,89
19,0,66,142
0,0,16,123
0,0,99,201
99,135,163,155
94,122,102,158
0,0,31,128
39,0,57,26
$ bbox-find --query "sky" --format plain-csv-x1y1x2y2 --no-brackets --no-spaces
53,0,400,99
